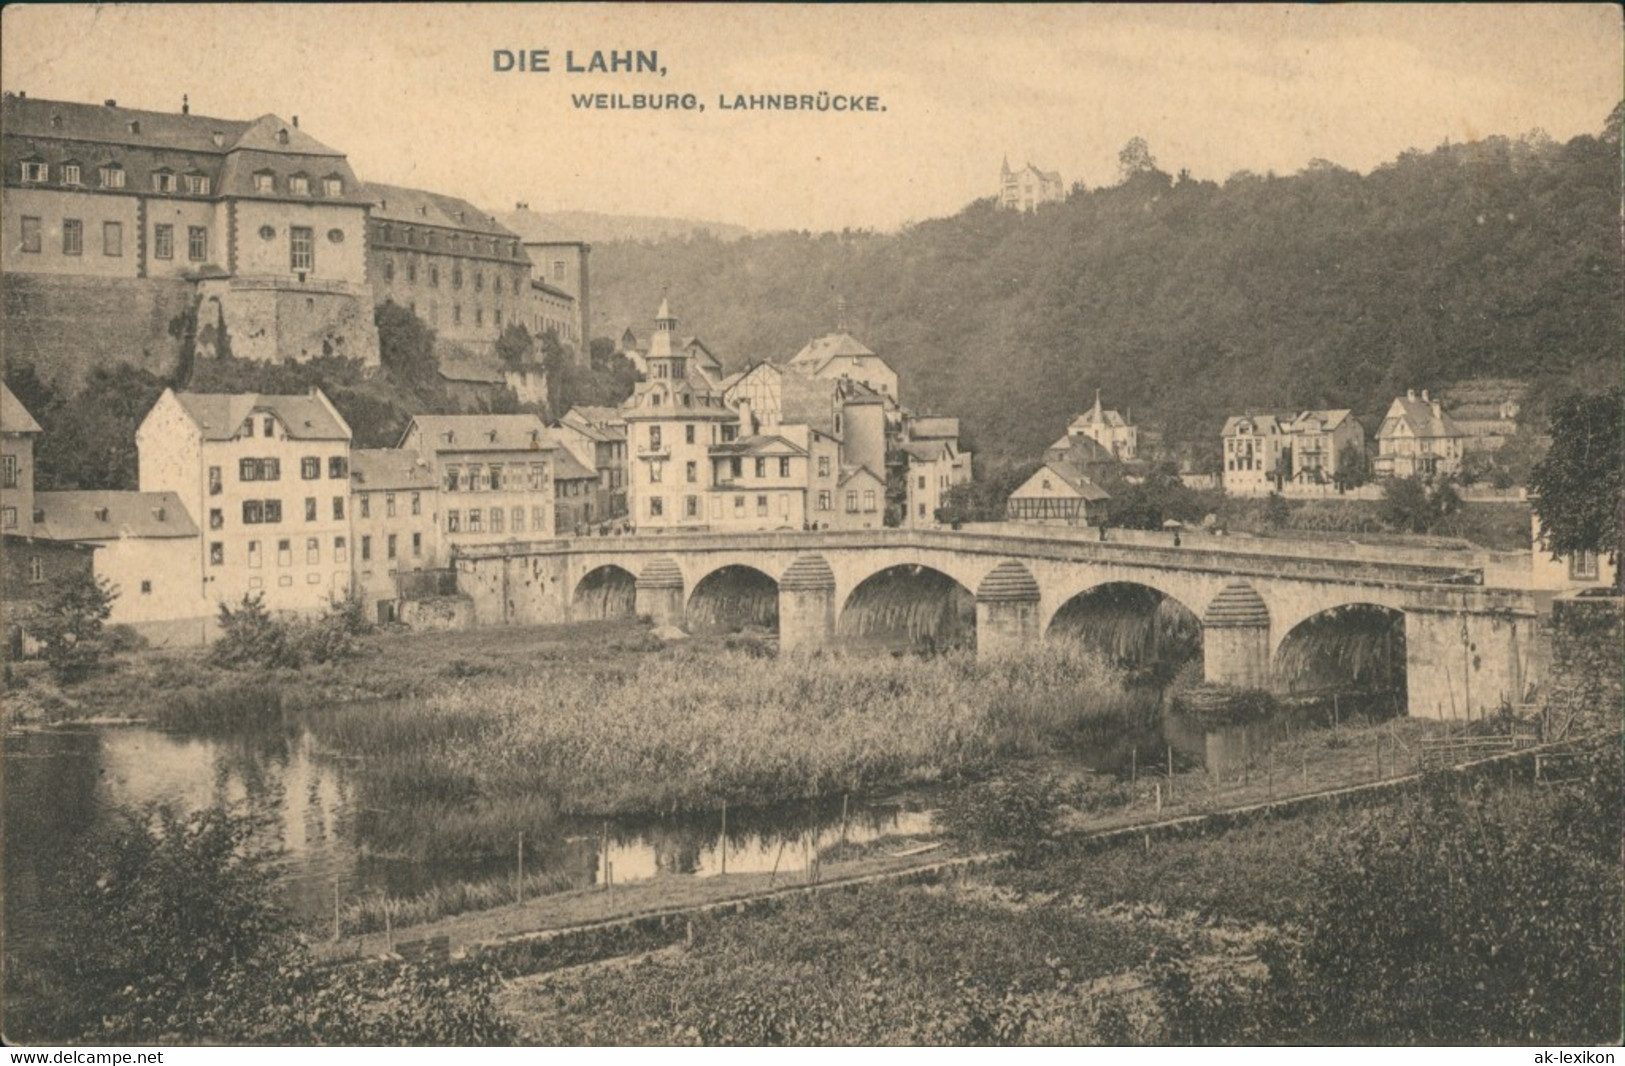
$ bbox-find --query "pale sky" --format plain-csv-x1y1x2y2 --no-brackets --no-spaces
3,3,1619,232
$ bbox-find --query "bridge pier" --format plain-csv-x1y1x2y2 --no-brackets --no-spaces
975,561,1042,658
778,554,837,654
635,557,686,629
1201,582,1271,689
1404,604,1535,720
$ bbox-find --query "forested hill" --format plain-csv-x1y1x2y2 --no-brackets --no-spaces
591,123,1621,464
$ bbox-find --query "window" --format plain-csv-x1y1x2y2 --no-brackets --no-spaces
385,492,396,517
818,490,832,511
755,458,767,478
512,506,524,533
328,456,348,479
863,490,877,512
846,491,858,513
387,533,398,559
263,416,276,438
650,462,663,484
553,260,565,280
302,457,320,480
445,466,460,493
99,165,125,189
452,304,462,325
474,271,484,292
489,508,503,534
447,509,460,532
734,495,746,517
411,532,422,557
20,216,41,253
361,535,372,561
21,161,47,182
305,498,318,521
332,497,345,520
306,537,320,564
384,259,395,282
649,497,664,517
188,226,207,262
1,506,14,530
61,163,82,185
407,260,417,283
467,464,482,492
210,542,224,566
531,506,546,529
729,458,743,479
429,264,439,288
779,457,791,478
756,495,768,517
208,466,223,496
289,175,310,196
649,426,662,449
1570,551,1600,581
410,492,422,516
184,174,210,195
686,461,697,483
334,535,346,559
243,500,264,524
1,455,16,487
452,264,463,289
468,509,483,532
152,171,176,193
685,425,696,445
495,308,503,327
249,540,264,569
153,224,173,259
475,308,483,327
324,177,343,197
277,539,292,566
62,219,82,255
488,465,502,491
28,557,44,584
290,226,314,271
685,496,699,517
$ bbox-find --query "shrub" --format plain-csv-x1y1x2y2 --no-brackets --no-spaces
1168,682,1278,726
210,594,370,670
32,571,118,682
938,769,1063,862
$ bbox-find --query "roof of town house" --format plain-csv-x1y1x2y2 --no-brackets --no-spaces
556,417,614,444
1,383,42,434
403,413,552,452
681,337,723,370
1221,412,1292,437
1051,434,1119,466
1380,396,1464,440
837,464,885,487
900,440,957,463
350,448,437,491
709,434,807,458
549,445,599,481
565,405,627,428
436,347,509,385
1022,460,1111,501
173,391,350,441
1285,409,1354,433
909,416,960,441
530,278,576,300
364,181,519,238
32,490,198,540
4,97,370,205
776,373,840,435
786,332,881,374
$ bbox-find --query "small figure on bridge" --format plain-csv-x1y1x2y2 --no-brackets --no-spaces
1173,530,1182,547
1098,523,1109,542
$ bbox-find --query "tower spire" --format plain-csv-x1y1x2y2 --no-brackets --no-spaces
1092,388,1102,422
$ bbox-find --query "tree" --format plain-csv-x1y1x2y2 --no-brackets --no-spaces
1335,442,1372,490
33,571,117,682
1379,476,1434,533
1530,387,1623,587
1117,137,1158,183
375,302,442,395
494,323,536,370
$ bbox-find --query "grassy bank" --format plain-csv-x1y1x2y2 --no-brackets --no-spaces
301,642,1140,863
499,739,1620,1045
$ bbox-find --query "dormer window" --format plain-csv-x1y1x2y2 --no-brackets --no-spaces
61,162,82,185
20,161,47,183
323,176,343,197
99,164,125,189
50,114,62,129
253,171,275,193
211,131,225,147
127,120,141,135
152,169,175,193
289,174,309,195
276,128,290,146
183,172,210,195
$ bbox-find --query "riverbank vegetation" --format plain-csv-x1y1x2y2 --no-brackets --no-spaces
502,740,1620,1045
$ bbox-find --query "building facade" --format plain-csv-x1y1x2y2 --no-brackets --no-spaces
999,157,1064,211
1220,413,1288,496
900,439,972,527
398,414,556,551
1007,462,1110,525
521,238,590,350
349,448,441,622
1069,391,1137,461
1375,390,1465,480
366,183,530,353
557,408,629,522
136,389,354,615
1282,409,1365,486
1,383,40,537
3,94,378,366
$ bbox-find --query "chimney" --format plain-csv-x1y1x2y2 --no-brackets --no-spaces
1432,400,1443,421
154,506,167,522
94,507,109,522
104,98,116,108
1406,389,1416,402
1420,388,1430,402
181,94,189,115
292,115,299,128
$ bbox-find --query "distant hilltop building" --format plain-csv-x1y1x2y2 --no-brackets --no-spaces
999,156,1064,211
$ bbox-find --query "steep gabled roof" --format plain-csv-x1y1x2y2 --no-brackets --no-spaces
404,413,551,452
33,490,198,540
549,445,599,481
709,434,806,458
1380,397,1463,440
173,391,350,441
1,383,42,434
787,332,878,374
1017,461,1110,502
837,463,885,488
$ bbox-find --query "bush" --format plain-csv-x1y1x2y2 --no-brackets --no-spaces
33,571,118,682
1167,682,1278,726
211,594,371,670
938,769,1063,862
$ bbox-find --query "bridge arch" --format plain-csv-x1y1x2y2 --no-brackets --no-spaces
572,564,637,620
838,562,975,651
1046,581,1202,677
1273,602,1407,717
687,564,779,634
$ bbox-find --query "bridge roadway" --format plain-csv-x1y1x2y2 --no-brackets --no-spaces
453,528,1539,721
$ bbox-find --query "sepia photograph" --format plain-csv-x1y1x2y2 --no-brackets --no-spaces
0,1,1620,1049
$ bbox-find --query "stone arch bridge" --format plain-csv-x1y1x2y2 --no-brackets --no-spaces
453,529,1537,720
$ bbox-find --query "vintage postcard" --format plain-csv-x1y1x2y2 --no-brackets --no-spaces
0,2,1620,1050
